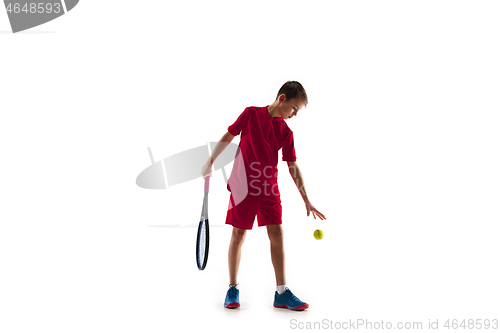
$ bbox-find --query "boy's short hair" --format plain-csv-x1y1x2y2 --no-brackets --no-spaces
276,81,308,106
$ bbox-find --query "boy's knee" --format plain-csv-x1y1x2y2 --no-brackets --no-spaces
267,225,284,242
232,227,247,241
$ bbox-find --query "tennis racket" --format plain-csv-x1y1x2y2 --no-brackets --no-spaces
196,176,210,270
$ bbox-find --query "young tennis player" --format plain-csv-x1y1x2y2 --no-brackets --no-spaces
201,81,326,311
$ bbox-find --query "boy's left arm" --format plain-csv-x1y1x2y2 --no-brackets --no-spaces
287,161,326,220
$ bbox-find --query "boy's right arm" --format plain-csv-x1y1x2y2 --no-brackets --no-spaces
201,131,235,178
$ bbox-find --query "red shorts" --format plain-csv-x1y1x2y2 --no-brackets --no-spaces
225,192,282,230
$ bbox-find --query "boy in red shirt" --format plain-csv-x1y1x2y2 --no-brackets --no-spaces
201,81,326,310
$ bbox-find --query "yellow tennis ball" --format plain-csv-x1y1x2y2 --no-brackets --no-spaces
313,229,324,240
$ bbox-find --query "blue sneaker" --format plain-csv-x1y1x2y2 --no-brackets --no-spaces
273,289,309,311
224,285,240,309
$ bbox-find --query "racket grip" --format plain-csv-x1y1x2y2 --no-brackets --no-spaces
204,176,210,193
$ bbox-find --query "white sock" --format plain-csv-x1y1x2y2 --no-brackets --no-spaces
277,285,288,294
229,284,239,290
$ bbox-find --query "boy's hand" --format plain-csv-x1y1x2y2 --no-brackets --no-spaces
305,201,326,220
201,161,213,179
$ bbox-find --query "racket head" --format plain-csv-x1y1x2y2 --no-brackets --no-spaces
196,218,209,270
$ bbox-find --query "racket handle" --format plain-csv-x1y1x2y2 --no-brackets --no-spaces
204,176,210,193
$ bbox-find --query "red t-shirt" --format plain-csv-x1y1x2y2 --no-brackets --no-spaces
226,105,296,196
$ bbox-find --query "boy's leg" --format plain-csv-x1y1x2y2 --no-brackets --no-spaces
266,224,286,286
228,226,247,285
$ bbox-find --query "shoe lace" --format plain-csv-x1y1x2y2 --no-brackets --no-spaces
285,289,300,303
227,286,238,298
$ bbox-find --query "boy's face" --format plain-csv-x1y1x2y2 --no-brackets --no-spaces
278,95,306,120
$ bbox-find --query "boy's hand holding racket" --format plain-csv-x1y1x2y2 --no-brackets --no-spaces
201,161,213,179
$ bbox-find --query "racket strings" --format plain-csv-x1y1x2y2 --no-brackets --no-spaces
197,221,208,268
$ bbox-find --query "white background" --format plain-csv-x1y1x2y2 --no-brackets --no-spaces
1,1,499,332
